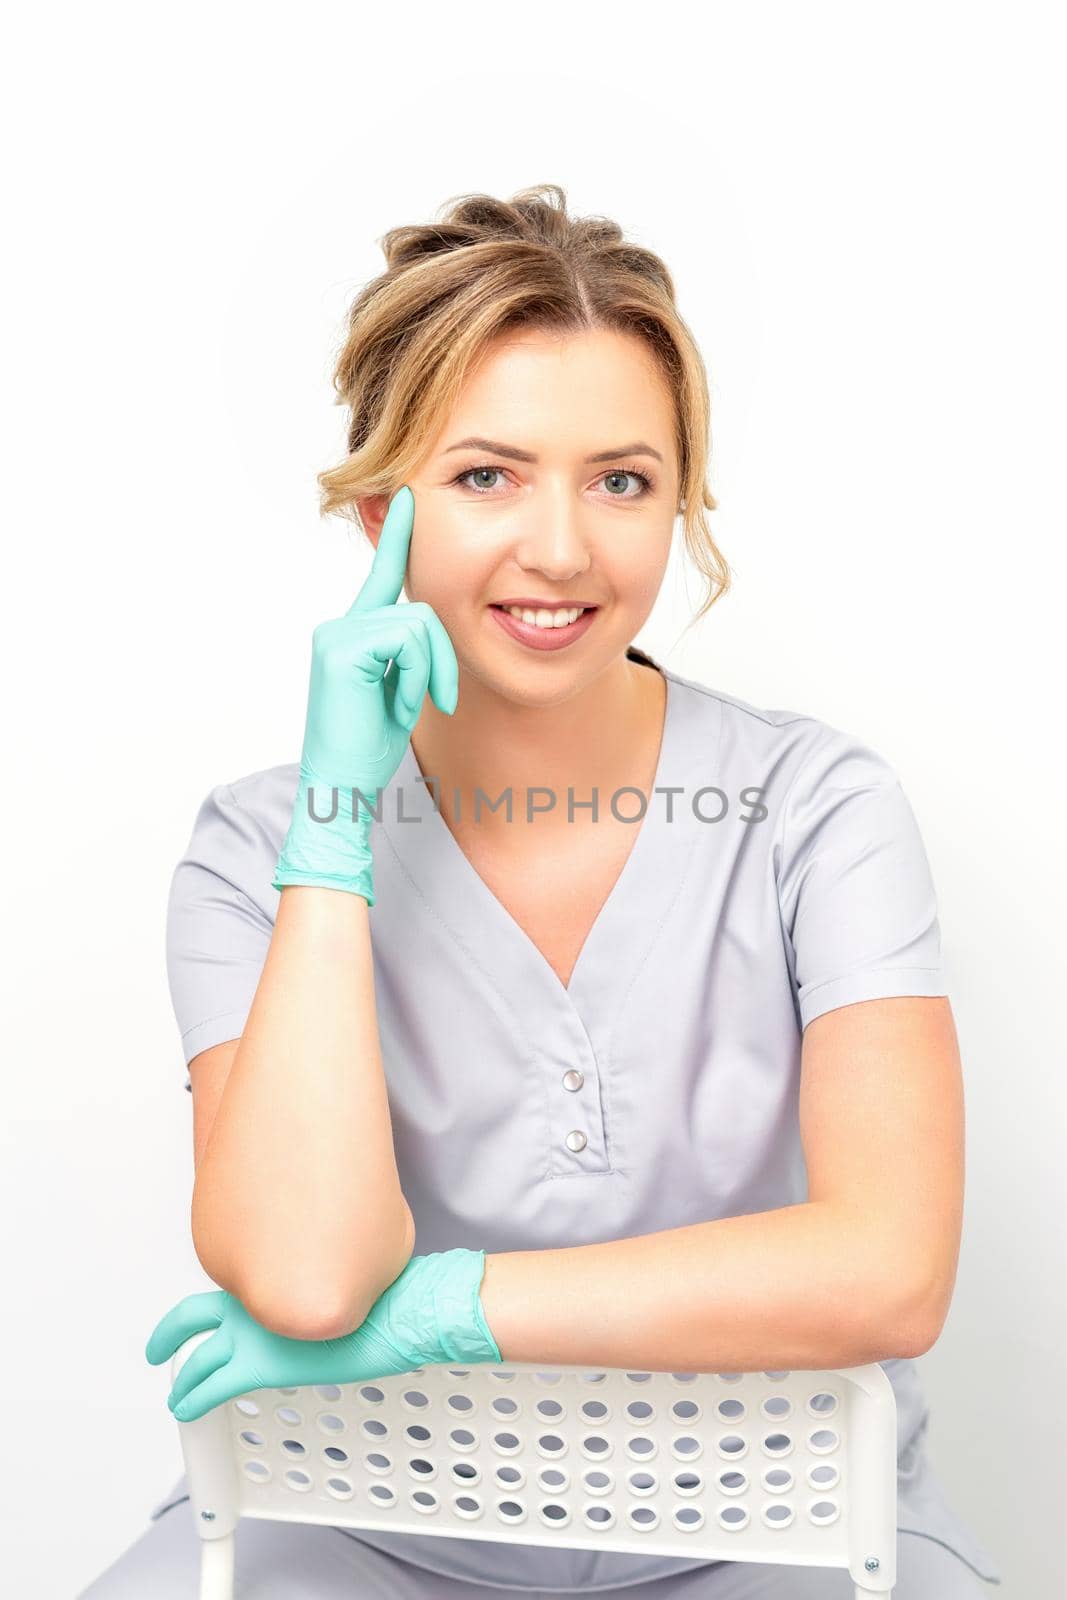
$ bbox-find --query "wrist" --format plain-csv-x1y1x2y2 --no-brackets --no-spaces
429,1248,502,1366
384,1249,502,1369
273,771,378,902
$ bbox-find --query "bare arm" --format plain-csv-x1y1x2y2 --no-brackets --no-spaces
480,996,962,1370
190,884,416,1342
479,1202,913,1371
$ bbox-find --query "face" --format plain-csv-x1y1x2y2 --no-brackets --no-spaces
360,326,680,708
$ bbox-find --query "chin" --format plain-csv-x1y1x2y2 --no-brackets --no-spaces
461,650,620,714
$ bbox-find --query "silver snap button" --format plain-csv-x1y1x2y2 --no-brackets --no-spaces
565,1130,588,1153
562,1069,584,1092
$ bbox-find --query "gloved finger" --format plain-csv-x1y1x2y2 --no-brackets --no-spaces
145,1290,227,1365
347,486,414,616
167,1329,234,1413
404,602,459,715
358,615,432,728
172,1357,257,1423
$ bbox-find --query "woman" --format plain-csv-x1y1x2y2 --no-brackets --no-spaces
82,185,1001,1596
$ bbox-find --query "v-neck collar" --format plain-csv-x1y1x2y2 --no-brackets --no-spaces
378,663,712,1047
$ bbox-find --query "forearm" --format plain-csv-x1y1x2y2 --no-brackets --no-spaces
192,885,413,1339
479,1201,928,1373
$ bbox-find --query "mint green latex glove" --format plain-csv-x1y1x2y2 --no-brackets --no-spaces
146,1248,501,1423
272,484,459,905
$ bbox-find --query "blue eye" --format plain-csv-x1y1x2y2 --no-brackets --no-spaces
455,466,505,493
601,468,654,497
450,464,655,498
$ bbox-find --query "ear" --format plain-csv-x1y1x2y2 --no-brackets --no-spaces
356,494,393,550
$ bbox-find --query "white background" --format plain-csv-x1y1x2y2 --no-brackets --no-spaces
3,4,1061,1596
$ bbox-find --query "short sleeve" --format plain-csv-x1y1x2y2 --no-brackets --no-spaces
775,730,949,1031
166,783,279,1084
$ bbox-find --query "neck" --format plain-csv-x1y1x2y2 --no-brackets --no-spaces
408,654,666,833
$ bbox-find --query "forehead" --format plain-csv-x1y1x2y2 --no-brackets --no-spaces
432,327,675,453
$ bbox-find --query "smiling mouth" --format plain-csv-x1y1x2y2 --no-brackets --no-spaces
490,602,598,630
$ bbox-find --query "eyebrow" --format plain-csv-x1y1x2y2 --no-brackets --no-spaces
442,436,664,465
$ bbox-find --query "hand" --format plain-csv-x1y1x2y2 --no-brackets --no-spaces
272,484,459,903
146,1248,501,1423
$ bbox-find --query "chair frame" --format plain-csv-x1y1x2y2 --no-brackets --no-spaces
168,1330,899,1599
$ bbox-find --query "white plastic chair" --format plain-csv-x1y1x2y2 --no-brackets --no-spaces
167,1332,899,1598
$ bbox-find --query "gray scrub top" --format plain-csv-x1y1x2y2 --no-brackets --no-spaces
165,650,1002,1589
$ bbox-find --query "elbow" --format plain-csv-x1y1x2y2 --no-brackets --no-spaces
311,1201,418,1337
225,1257,402,1343
854,1275,951,1364
268,1250,413,1342
898,1283,952,1360
896,1257,957,1358
241,1286,375,1344
198,1201,418,1344
892,1315,943,1363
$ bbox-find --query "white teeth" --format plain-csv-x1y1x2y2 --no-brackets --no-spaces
503,605,585,628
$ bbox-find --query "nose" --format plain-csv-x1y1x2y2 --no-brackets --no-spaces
507,480,595,582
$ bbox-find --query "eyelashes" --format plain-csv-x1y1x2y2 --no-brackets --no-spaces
448,463,656,500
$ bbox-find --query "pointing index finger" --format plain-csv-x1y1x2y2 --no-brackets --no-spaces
347,485,415,615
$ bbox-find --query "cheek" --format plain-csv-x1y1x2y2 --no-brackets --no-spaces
607,537,673,609
404,527,488,614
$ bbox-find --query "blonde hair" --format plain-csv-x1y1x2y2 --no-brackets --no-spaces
318,183,731,624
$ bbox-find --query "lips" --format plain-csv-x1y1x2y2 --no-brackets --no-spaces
490,600,598,611
488,603,599,653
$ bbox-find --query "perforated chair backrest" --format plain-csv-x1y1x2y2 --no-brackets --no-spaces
169,1335,899,1599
